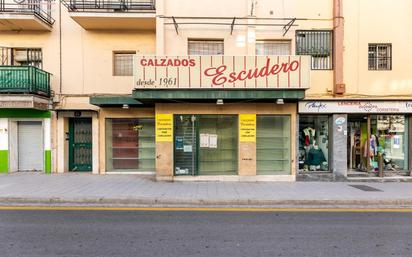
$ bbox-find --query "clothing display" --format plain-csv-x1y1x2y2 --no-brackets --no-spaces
299,116,329,172
363,135,378,157
348,115,407,174
306,147,326,166
303,127,316,146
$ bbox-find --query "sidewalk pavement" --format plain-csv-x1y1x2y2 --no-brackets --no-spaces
1,173,412,208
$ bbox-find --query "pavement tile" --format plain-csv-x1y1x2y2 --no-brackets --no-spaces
2,173,412,206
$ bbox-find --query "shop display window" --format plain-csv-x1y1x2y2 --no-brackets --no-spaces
198,115,238,175
372,115,407,171
256,115,291,175
298,116,330,172
105,118,155,172
348,115,408,173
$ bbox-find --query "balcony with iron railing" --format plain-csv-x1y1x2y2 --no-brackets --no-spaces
0,66,51,97
64,0,155,12
61,0,156,30
0,0,55,31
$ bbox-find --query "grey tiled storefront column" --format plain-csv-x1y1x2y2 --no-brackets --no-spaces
332,114,348,178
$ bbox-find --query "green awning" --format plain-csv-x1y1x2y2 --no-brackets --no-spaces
0,109,51,118
132,89,305,102
90,96,143,106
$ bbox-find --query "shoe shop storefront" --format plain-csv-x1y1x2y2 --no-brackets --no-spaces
299,100,412,178
128,55,311,181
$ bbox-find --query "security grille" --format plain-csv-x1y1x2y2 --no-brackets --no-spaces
368,44,392,70
113,52,135,76
296,30,333,70
188,40,224,55
0,47,42,68
256,40,291,55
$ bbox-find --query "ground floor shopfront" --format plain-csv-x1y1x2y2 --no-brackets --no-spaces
298,100,412,178
0,109,51,173
55,99,299,181
155,103,297,181
72,100,298,181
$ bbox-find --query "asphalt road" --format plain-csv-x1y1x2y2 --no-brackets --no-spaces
0,209,411,257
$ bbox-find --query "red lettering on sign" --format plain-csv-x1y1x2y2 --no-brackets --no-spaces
140,58,196,67
204,58,300,86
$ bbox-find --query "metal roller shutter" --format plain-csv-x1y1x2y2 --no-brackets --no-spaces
18,121,43,171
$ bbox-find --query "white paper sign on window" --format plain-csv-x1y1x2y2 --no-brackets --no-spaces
209,134,218,148
200,133,209,148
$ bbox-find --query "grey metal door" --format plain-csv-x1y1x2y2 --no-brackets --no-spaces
18,121,43,171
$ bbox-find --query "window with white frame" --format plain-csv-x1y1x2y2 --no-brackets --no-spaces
296,30,333,70
113,51,135,76
255,40,291,55
188,40,224,55
368,44,392,70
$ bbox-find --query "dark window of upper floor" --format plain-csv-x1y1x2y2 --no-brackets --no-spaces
256,40,291,55
296,30,333,70
113,51,135,76
0,48,42,69
368,44,392,70
188,39,224,55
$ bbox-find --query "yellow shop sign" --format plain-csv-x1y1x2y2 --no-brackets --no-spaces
156,114,173,142
239,114,256,142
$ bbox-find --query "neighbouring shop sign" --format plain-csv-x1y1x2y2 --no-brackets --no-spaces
134,56,310,89
239,114,256,142
299,101,412,114
155,114,173,142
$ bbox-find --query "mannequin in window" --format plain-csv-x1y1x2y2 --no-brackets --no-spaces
363,134,379,170
305,139,326,171
303,127,316,146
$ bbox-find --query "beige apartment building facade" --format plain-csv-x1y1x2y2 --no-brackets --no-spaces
0,0,411,180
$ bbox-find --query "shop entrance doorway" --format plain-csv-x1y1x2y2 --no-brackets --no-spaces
174,115,197,176
174,115,238,176
69,118,92,172
347,115,369,172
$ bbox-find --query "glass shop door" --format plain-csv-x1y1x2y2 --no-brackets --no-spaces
174,115,198,176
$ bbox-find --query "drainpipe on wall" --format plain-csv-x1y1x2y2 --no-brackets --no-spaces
333,0,345,95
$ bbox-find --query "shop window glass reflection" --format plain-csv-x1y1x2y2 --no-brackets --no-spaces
299,116,329,172
105,119,155,172
373,115,408,171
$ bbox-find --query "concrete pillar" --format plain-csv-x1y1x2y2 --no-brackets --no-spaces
43,118,52,174
92,112,99,174
51,111,58,173
332,114,347,178
155,112,174,181
56,115,66,173
238,114,256,176
8,121,17,173
409,116,412,176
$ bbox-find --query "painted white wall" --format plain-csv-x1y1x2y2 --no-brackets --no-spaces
8,121,18,172
92,113,99,174
0,119,8,151
44,118,51,151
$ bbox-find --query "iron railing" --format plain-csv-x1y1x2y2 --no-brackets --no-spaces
296,30,333,70
0,0,55,25
64,0,155,12
0,66,51,97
